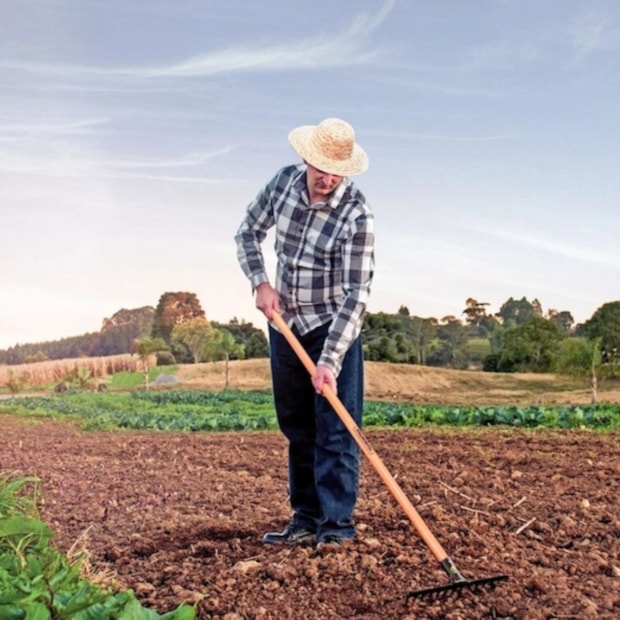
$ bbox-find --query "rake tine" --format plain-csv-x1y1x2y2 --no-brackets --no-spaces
407,574,509,601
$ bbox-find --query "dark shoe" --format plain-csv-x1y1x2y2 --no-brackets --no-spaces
262,525,315,545
316,534,347,550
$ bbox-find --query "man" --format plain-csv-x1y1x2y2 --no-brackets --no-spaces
234,117,374,548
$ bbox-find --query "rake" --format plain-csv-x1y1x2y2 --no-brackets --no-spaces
271,312,508,600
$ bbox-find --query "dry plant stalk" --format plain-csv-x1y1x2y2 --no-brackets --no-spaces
1,354,139,389
66,525,122,590
514,517,536,535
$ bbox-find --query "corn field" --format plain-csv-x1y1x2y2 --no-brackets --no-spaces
0,354,142,391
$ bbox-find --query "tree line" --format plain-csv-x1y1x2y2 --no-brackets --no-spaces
2,293,619,384
362,297,620,402
0,293,269,368
363,297,619,371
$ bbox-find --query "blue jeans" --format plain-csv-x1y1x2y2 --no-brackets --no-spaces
269,322,363,541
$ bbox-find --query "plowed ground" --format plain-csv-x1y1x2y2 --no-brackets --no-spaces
2,415,619,619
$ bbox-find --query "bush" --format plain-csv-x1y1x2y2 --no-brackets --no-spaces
482,353,500,372
156,351,176,366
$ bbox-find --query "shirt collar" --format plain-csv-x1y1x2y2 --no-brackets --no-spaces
293,165,350,209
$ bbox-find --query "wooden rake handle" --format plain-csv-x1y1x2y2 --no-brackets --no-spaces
271,312,450,564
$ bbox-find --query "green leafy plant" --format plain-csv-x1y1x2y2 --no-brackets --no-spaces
2,391,620,431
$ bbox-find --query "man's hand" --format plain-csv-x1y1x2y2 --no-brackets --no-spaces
312,364,337,395
255,283,281,320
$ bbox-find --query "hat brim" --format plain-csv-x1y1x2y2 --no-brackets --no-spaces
288,125,369,176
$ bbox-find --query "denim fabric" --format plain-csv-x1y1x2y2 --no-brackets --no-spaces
269,322,363,541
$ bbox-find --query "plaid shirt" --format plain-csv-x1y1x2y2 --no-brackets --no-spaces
235,164,374,376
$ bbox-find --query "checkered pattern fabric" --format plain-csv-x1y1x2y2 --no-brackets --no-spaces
235,164,374,375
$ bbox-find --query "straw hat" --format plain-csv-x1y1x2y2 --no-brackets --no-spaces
288,118,368,176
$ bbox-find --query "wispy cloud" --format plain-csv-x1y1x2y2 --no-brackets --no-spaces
375,72,514,97
365,126,514,142
469,224,620,268
567,11,620,63
0,1,394,80
95,147,233,170
0,118,108,136
91,171,239,184
0,79,200,95
0,146,236,182
428,7,620,76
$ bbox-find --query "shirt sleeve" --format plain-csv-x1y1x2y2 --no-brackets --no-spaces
234,177,276,291
318,211,375,375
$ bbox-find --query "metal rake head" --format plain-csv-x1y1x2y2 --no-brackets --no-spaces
406,574,509,602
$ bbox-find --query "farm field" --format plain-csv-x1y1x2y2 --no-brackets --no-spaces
2,360,620,618
5,357,620,404
176,359,620,406
2,412,619,619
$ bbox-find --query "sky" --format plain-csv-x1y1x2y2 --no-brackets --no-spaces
1,0,619,349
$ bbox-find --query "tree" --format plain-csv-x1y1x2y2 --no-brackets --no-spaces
488,324,505,354
555,337,602,404
462,298,490,329
245,332,269,358
93,306,155,356
206,329,245,388
408,316,437,365
171,318,214,363
547,309,575,335
151,292,205,344
369,335,399,363
212,320,268,359
428,316,468,368
132,337,169,389
584,301,620,372
498,316,563,372
496,297,535,328
394,332,415,362
362,312,404,363
362,310,438,364
480,314,501,334
24,351,48,363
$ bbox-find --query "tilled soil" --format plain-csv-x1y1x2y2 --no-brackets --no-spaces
2,416,619,619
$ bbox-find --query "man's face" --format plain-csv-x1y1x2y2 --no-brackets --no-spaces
305,162,343,198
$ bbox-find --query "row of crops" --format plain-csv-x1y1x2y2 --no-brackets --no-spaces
2,390,620,431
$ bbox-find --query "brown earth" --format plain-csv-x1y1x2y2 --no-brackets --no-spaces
2,362,620,619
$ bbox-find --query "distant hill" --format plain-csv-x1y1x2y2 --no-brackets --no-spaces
0,306,155,365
